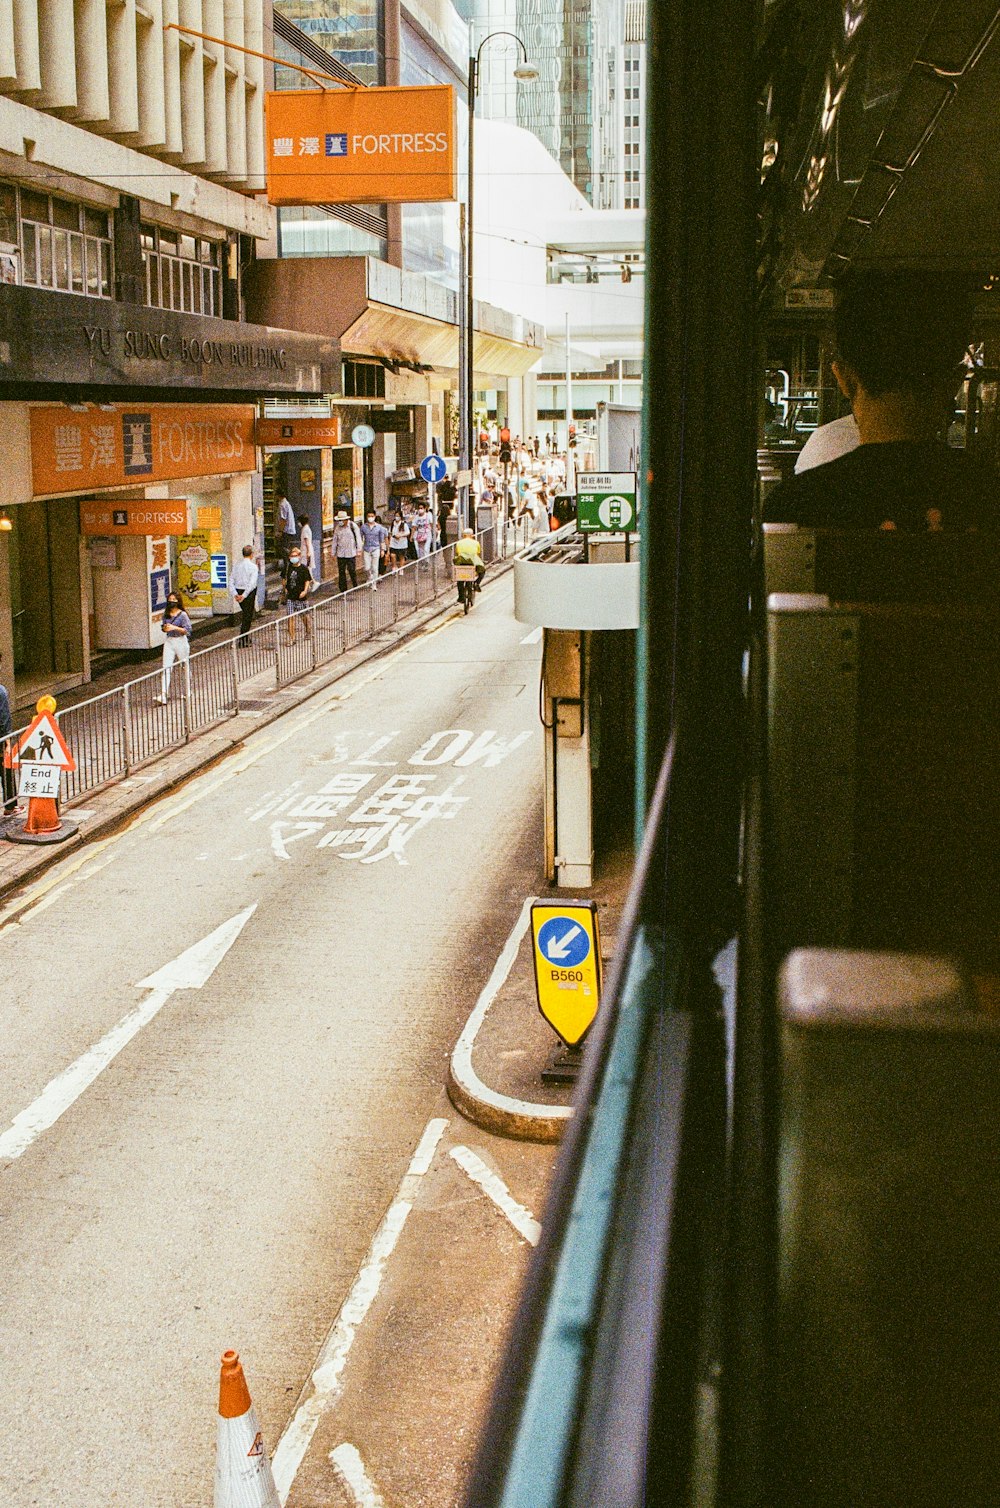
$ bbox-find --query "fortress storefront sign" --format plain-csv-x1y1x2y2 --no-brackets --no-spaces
265,85,456,205
30,405,257,497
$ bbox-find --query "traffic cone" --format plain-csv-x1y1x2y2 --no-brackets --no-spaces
214,1350,280,1508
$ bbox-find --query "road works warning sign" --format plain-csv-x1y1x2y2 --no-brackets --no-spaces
531,901,602,1046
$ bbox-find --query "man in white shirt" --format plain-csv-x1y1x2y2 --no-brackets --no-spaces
276,494,297,574
231,545,259,645
297,513,315,573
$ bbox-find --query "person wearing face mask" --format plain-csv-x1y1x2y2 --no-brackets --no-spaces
155,593,192,703
410,502,433,558
283,545,313,644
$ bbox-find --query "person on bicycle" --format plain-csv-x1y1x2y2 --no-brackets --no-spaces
454,528,485,601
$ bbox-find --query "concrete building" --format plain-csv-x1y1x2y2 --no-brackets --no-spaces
470,0,593,200
593,0,646,211
0,0,338,711
256,0,543,522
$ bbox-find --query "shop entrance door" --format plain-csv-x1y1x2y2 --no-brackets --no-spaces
10,499,84,708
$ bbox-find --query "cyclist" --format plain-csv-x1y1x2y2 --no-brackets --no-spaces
454,528,485,602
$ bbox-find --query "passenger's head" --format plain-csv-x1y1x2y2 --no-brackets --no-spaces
242,544,254,558
297,513,309,526
833,271,973,400
462,527,475,539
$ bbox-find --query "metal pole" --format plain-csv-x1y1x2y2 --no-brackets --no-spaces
458,201,470,532
466,52,476,532
565,310,575,494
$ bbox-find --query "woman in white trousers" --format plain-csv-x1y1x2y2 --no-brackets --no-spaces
157,593,192,702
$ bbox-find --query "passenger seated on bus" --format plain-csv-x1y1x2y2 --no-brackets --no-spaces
764,272,999,532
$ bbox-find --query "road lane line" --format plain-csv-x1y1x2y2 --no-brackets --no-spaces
272,1116,449,1503
520,626,543,644
329,1444,385,1507
0,906,256,1164
449,1145,542,1246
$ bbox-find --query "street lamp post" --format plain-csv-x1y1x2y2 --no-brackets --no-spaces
460,31,536,530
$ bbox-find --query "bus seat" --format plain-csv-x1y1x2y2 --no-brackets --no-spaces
777,947,1000,1507
767,597,1000,966
763,524,1000,604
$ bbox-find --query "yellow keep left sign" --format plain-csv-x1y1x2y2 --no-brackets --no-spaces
531,901,602,1046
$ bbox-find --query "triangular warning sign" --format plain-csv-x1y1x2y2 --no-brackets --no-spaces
6,712,76,772
247,1431,264,1459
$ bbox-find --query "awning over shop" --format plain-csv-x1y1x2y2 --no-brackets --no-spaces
245,255,544,383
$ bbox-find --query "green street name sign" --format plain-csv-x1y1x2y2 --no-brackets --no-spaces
576,471,637,533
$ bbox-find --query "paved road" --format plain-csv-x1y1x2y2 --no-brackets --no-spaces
0,578,546,1506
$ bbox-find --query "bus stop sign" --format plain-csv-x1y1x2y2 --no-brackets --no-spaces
531,901,602,1046
576,471,637,533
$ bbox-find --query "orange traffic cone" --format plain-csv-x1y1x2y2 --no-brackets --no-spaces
214,1350,280,1508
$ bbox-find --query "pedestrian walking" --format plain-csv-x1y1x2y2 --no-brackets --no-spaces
156,592,192,702
360,510,388,588
333,509,363,591
231,544,259,646
410,502,433,558
283,545,313,643
0,656,17,815
388,511,410,569
297,513,315,573
276,492,297,574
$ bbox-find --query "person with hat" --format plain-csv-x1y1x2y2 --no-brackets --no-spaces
333,509,364,592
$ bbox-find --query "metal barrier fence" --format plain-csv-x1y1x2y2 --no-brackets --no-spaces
5,522,534,813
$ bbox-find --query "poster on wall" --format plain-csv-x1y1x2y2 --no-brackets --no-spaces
176,531,213,616
322,449,334,531
352,446,365,516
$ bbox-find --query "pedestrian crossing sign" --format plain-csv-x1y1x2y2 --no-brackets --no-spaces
531,900,602,1046
6,712,76,771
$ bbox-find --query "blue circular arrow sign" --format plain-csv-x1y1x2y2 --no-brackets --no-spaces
419,453,448,484
537,917,592,968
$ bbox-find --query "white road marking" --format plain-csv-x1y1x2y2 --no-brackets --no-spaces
449,898,573,1129
329,1444,385,1507
0,906,256,1164
450,1145,541,1246
520,626,543,644
272,1117,449,1504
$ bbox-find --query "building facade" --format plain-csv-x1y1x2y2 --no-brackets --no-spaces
593,0,646,211
0,0,338,710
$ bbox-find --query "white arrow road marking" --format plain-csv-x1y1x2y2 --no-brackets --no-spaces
329,1444,385,1508
450,1146,541,1246
272,1117,449,1504
546,924,582,961
520,626,543,645
0,905,256,1165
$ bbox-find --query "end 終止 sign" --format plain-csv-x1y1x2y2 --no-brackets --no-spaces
531,901,602,1046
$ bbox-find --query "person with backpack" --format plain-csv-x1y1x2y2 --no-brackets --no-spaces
332,509,363,592
389,511,410,569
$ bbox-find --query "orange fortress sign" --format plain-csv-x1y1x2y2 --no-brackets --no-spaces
30,405,258,496
265,85,456,205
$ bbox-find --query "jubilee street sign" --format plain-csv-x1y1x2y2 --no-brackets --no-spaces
419,453,448,484
576,471,637,533
531,901,602,1046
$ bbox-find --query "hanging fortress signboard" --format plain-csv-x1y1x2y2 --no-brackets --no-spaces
265,85,457,205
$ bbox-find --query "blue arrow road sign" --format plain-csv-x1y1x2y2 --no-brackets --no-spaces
419,453,448,484
537,917,592,968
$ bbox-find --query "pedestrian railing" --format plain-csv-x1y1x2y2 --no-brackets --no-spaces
4,522,533,813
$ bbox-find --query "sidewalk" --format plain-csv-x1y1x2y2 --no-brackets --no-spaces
0,557,515,908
